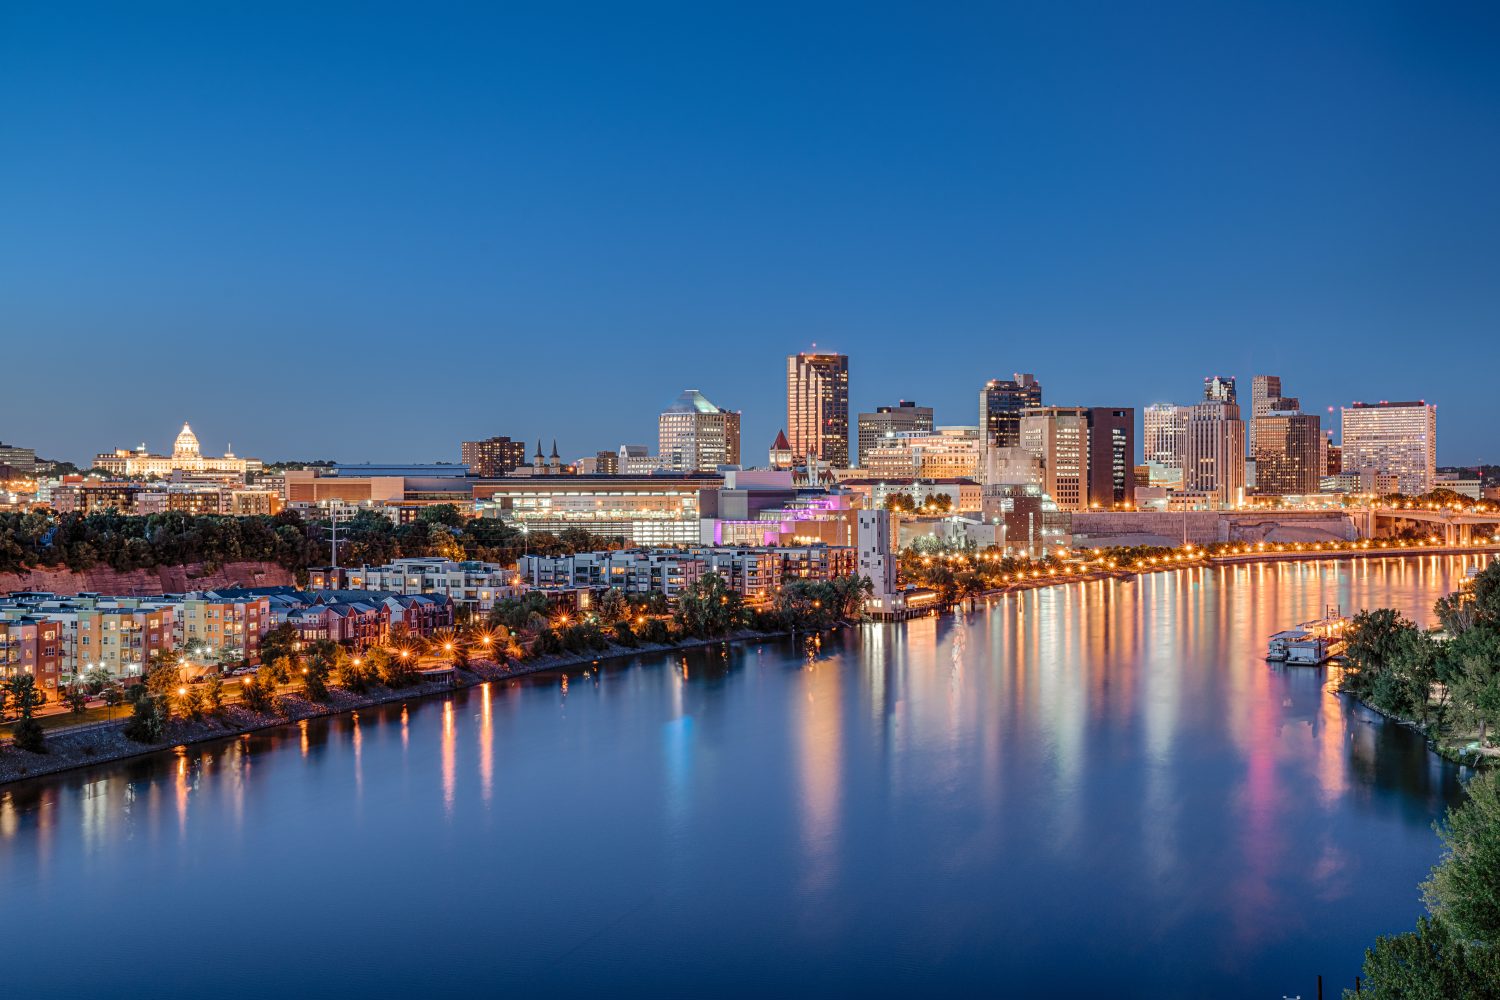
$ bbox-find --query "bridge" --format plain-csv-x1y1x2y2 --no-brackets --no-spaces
1363,506,1500,545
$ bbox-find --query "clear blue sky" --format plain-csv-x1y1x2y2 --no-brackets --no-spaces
3,2,1497,465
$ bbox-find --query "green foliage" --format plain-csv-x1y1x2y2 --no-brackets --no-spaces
1340,609,1421,701
674,572,748,638
11,716,45,753
82,667,112,696
258,624,300,670
336,652,376,694
123,693,168,743
1422,772,1500,945
1352,915,1500,999
241,668,280,714
489,592,551,632
64,684,90,715
102,685,124,710
202,675,225,715
596,588,629,626
377,649,419,688
177,685,206,720
143,659,183,705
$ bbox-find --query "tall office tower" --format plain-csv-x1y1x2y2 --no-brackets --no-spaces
1341,401,1437,495
1183,400,1246,506
658,389,741,473
786,352,850,467
461,436,527,477
856,401,934,467
979,374,1043,466
1019,406,1090,511
1203,375,1237,404
1142,403,1187,467
1086,407,1135,507
1253,409,1322,496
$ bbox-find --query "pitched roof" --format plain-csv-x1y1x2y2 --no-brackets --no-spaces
772,429,791,450
664,389,726,414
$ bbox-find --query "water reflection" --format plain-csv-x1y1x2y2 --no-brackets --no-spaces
0,555,1484,999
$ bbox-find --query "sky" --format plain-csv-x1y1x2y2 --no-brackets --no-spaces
3,1,1498,466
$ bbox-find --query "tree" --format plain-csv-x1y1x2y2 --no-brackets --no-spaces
1441,627,1500,745
6,674,46,753
1341,609,1419,700
1423,771,1500,945
177,685,206,720
1354,916,1500,999
378,648,418,688
241,668,279,714
122,692,168,743
884,492,916,513
336,652,375,694
258,624,300,670
64,684,90,715
596,588,629,626
674,572,746,638
202,675,225,716
82,666,112,696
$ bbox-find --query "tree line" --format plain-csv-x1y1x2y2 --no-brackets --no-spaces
0,505,625,578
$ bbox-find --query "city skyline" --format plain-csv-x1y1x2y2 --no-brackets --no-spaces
3,4,1498,464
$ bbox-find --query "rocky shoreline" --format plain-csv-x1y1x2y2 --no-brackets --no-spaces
0,627,817,787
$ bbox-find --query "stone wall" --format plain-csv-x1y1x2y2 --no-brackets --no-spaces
1071,511,1360,549
0,561,296,596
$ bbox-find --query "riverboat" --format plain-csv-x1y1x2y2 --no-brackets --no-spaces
1266,609,1349,665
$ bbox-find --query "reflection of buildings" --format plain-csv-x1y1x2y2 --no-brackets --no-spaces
94,423,259,478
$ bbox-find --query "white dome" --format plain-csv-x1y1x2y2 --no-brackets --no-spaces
173,422,201,458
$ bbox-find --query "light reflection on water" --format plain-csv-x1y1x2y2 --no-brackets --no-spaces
0,555,1484,999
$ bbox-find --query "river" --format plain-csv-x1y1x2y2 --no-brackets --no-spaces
0,555,1486,998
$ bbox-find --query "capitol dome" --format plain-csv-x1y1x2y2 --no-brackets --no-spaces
172,422,201,459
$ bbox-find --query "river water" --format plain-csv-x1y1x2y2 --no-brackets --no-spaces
1,556,1486,998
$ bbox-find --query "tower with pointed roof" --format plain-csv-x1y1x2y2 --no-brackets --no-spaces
658,389,741,472
769,430,794,470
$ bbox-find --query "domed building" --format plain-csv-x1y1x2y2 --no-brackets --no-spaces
93,422,260,478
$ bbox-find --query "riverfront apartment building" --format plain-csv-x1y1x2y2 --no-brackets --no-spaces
0,595,178,688
856,401,934,466
179,593,272,662
308,557,520,612
460,436,527,478
1340,401,1437,495
657,389,742,473
1019,406,1090,511
518,545,856,602
1183,400,1246,506
475,472,722,546
786,352,850,467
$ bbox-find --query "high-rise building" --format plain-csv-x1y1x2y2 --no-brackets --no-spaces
786,352,850,467
856,401,934,467
863,426,982,481
1183,400,1246,505
1249,375,1297,450
594,450,619,475
1252,410,1322,496
0,442,37,479
1203,376,1237,404
460,436,527,477
1086,408,1135,507
1341,401,1437,495
1143,403,1187,468
979,374,1042,463
658,389,741,473
1019,406,1090,511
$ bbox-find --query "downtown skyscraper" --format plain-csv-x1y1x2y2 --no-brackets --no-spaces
786,352,850,468
1341,401,1437,495
979,374,1042,467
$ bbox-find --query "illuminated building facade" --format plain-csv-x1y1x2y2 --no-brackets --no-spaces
93,423,259,478
1340,401,1437,495
786,352,850,467
658,389,742,473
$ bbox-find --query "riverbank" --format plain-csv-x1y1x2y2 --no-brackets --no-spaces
0,625,820,787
